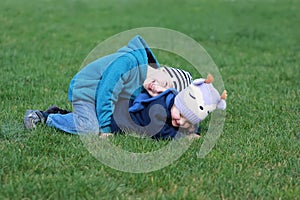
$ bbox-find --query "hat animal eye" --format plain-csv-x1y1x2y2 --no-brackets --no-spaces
189,92,196,99
199,106,204,110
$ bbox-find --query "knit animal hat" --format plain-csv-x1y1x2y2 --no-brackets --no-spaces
174,74,227,124
162,66,193,91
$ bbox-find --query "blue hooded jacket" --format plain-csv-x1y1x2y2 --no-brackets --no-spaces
111,89,181,140
68,35,160,132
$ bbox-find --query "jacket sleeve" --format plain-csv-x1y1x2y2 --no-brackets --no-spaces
96,55,135,133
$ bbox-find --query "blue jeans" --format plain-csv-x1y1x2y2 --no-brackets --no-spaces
45,101,99,134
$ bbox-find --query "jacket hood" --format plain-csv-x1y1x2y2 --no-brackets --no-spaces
117,35,160,68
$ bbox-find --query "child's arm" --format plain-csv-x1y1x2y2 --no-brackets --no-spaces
96,57,135,133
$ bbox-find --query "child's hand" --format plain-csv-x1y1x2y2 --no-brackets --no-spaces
152,84,167,95
187,124,196,133
187,133,200,139
146,81,167,96
99,133,114,138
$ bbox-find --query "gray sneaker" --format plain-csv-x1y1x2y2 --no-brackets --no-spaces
24,110,45,129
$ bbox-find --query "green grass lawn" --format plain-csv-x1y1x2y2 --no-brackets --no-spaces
1,0,299,199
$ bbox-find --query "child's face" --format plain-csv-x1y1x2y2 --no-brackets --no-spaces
144,67,173,96
170,105,194,131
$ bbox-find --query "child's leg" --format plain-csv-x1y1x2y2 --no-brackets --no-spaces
46,113,78,134
46,101,99,134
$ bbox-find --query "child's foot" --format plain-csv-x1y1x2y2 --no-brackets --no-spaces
44,105,71,114
24,110,45,129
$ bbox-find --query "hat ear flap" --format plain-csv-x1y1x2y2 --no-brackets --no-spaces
217,99,226,110
192,78,206,85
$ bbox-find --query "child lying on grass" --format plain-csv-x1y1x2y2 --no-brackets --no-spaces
23,35,192,135
110,74,227,140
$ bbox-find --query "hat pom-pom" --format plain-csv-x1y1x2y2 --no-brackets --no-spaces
217,99,226,110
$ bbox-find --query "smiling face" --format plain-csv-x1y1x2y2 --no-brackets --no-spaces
143,67,173,96
170,105,192,128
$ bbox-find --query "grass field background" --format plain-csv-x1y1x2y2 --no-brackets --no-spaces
1,0,299,199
